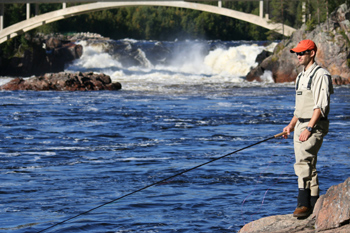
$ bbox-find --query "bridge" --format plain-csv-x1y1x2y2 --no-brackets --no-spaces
0,1,296,44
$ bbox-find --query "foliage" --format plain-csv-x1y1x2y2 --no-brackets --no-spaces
0,34,32,66
305,18,317,32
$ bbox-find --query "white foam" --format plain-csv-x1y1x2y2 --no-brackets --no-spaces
67,41,122,72
66,40,277,91
260,70,274,83
0,77,13,86
204,44,265,76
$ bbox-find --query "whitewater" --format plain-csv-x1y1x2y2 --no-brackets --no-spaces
66,39,277,92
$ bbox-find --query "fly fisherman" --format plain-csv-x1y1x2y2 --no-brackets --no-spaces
283,39,333,218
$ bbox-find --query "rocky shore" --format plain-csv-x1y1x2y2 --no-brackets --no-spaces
0,32,123,91
0,34,83,77
239,177,350,233
0,72,121,91
248,3,350,85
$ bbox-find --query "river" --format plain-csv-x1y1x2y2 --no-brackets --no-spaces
0,39,349,233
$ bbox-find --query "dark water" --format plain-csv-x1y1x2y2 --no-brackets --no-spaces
0,84,349,233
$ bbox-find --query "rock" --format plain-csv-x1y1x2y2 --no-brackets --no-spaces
238,214,315,233
0,34,83,77
0,72,121,91
45,40,83,73
315,178,350,231
238,177,350,233
46,37,62,50
247,3,350,85
332,75,344,85
255,50,273,65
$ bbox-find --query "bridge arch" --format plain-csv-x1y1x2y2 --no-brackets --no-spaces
0,1,296,44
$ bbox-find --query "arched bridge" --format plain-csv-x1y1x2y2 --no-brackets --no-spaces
0,1,296,44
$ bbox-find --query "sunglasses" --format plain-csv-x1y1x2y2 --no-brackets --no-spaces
296,50,310,56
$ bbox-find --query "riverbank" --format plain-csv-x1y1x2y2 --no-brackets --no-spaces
239,177,350,233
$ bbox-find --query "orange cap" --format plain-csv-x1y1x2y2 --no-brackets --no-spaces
290,39,317,53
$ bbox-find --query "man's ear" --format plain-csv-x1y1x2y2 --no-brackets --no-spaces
310,50,316,58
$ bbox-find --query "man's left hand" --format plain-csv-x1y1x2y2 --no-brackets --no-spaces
299,129,312,141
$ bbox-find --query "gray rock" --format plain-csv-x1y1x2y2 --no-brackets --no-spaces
0,72,121,91
247,3,350,85
0,34,83,77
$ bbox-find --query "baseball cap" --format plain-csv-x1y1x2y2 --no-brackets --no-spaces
290,40,317,53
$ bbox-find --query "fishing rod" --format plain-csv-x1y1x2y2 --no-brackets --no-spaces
37,131,289,233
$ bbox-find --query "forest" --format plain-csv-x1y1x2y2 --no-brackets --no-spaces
1,0,349,41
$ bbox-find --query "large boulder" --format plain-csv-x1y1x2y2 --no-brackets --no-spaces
238,177,350,233
247,3,350,85
0,72,121,91
315,178,350,231
0,34,83,77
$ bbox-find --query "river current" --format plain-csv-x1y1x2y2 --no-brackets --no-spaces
0,39,349,233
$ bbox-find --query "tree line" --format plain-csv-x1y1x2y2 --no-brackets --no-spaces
2,0,349,41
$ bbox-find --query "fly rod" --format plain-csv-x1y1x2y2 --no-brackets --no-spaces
37,131,290,233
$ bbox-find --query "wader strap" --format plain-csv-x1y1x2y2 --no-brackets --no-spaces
307,66,322,90
295,66,322,90
295,73,302,90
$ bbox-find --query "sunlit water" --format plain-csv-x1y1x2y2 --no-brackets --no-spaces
1,39,349,233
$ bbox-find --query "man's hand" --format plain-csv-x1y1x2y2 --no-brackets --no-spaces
283,116,298,139
299,129,312,141
283,125,294,139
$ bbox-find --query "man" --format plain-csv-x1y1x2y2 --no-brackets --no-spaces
283,39,333,218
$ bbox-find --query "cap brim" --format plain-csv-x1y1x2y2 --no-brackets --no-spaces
290,47,305,53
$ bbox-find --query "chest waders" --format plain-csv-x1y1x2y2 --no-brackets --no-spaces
294,66,321,119
292,65,328,218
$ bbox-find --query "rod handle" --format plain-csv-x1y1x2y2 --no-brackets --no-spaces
274,129,294,138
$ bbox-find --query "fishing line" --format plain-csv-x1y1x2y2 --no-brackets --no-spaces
241,152,294,225
37,131,288,233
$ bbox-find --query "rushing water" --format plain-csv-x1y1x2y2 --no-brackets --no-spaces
0,39,349,233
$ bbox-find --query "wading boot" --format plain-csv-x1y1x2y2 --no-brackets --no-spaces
293,188,312,218
310,195,319,211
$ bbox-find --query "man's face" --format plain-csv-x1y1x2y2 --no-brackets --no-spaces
296,50,314,66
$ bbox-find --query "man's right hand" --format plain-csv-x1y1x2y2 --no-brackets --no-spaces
283,125,294,139
283,116,298,139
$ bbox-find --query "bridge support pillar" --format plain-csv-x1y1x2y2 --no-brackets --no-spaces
218,1,222,8
0,3,3,31
63,2,67,9
26,3,30,20
259,0,263,18
35,4,39,16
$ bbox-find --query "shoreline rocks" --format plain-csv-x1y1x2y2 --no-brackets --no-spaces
0,34,84,77
0,72,121,91
238,177,350,233
247,3,350,85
